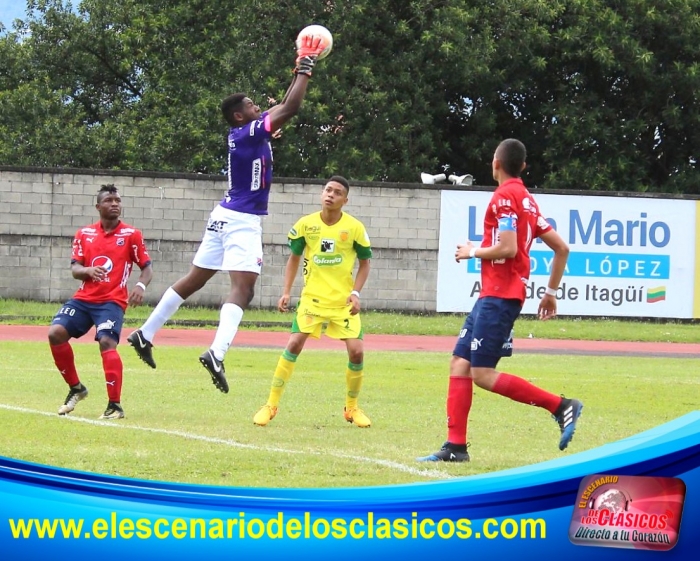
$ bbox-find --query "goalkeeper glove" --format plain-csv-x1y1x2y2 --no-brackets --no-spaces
297,33,329,59
294,55,317,77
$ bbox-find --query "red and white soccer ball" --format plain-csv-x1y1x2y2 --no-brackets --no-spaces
296,24,333,60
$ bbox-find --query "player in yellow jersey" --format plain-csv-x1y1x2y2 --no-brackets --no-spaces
253,176,373,427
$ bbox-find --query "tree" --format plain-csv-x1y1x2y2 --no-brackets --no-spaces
2,0,700,193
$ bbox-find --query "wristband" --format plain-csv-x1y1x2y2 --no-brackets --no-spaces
468,247,477,259
136,282,147,291
545,286,557,296
351,290,361,299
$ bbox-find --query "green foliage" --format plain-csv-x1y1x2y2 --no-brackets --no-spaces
2,1,700,191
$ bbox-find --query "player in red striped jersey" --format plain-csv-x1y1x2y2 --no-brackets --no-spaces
419,139,583,462
48,184,152,420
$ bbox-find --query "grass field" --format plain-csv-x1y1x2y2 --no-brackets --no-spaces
1,337,697,488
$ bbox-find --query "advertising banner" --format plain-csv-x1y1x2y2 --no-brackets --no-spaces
437,191,698,318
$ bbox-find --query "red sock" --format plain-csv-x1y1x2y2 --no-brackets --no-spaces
491,372,562,414
446,376,473,445
101,349,123,403
50,342,80,387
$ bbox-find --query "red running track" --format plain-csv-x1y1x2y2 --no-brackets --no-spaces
1,325,698,358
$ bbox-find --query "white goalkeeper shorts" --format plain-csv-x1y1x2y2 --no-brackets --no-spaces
192,205,263,273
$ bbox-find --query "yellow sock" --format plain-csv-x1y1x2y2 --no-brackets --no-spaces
345,362,364,409
267,350,297,407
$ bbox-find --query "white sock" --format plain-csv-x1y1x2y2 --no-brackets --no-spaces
140,287,185,342
210,303,244,361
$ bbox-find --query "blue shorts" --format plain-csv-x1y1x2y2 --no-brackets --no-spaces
453,296,522,368
51,299,125,343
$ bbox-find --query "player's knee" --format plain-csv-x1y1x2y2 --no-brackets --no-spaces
177,268,212,296
244,284,255,305
97,336,118,353
449,355,470,376
348,349,363,364
471,366,497,390
48,325,69,345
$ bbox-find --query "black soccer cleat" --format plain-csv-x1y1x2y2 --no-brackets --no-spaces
127,329,156,369
417,442,470,462
199,349,229,393
58,383,89,415
554,398,583,450
99,401,125,420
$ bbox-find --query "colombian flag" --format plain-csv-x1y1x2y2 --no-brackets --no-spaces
647,286,666,303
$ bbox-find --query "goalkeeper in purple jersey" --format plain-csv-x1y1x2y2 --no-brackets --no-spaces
127,35,331,394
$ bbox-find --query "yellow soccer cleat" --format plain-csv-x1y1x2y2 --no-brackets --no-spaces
253,404,278,426
343,407,371,428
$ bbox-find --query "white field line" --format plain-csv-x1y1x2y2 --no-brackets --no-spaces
0,404,450,481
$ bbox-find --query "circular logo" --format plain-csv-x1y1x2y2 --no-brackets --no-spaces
91,256,114,273
592,489,628,513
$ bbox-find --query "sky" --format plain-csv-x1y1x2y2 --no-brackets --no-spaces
0,1,29,29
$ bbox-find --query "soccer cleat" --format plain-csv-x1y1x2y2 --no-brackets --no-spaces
99,402,125,420
343,407,371,428
127,330,156,369
199,350,229,393
253,404,278,426
417,442,470,462
58,384,88,415
554,398,583,450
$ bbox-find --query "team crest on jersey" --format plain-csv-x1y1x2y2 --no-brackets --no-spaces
340,231,349,242
116,238,125,246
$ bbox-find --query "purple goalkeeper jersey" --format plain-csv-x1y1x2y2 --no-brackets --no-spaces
219,111,273,215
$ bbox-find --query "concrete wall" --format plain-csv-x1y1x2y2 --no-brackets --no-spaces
0,167,446,311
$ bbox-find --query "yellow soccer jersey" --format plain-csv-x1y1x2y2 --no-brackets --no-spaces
288,211,372,308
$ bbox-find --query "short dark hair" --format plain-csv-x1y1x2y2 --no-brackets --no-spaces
97,184,119,203
496,139,527,177
221,93,247,126
328,175,350,194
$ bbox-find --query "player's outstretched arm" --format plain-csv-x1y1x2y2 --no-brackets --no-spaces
537,229,570,320
267,67,311,131
267,32,329,131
